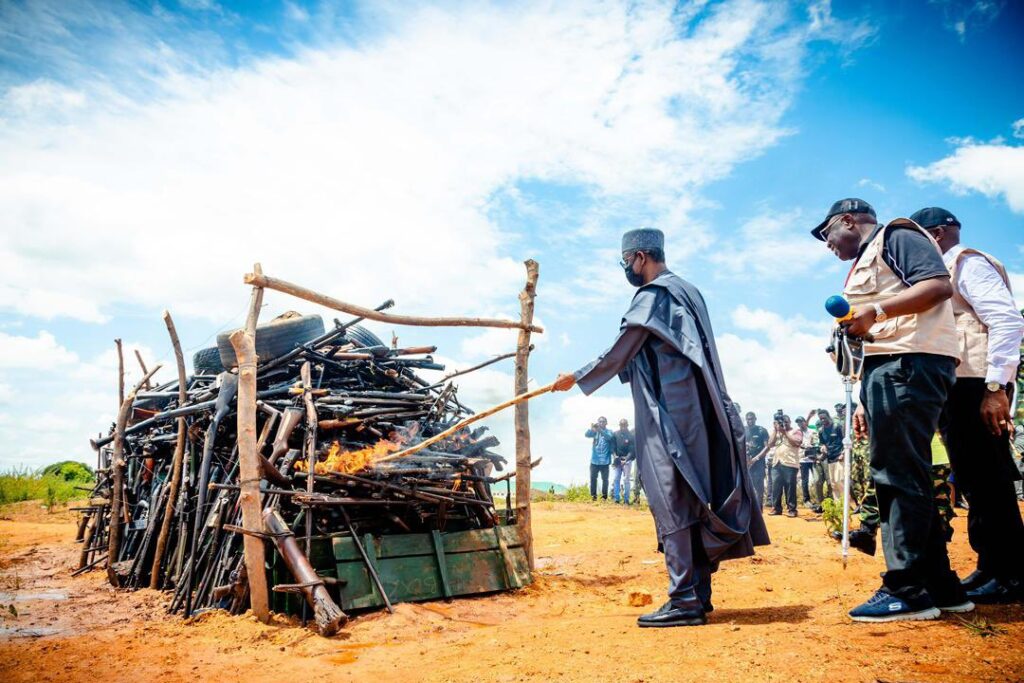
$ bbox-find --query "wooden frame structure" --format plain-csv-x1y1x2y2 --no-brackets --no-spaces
236,261,543,620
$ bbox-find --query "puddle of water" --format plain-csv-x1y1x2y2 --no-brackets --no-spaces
0,625,66,639
0,591,68,602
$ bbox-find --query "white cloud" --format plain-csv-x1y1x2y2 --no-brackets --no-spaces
0,331,79,368
928,0,1004,42
708,208,835,280
717,305,840,422
283,1,309,23
807,0,878,59
459,328,521,360
0,0,877,472
0,0,824,326
857,177,886,192
1,79,86,117
907,137,1024,214
0,333,157,468
1013,118,1024,140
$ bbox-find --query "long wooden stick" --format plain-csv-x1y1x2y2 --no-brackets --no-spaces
244,271,544,333
376,381,556,465
134,349,154,389
514,260,539,570
150,311,188,589
231,262,271,623
115,339,125,408
106,364,162,586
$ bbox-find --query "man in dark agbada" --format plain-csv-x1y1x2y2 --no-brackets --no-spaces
553,228,770,627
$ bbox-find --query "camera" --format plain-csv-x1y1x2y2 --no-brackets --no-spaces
773,409,785,424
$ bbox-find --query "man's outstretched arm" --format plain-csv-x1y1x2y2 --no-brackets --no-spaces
554,325,648,394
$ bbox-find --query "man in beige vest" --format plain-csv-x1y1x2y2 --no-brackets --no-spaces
912,206,1024,604
812,198,973,622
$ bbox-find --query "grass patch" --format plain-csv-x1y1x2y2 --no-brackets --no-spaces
954,614,1007,638
0,463,94,511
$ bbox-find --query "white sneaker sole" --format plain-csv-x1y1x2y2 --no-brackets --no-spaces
849,606,941,623
938,601,975,613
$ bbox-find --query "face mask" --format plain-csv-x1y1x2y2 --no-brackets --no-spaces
624,263,645,287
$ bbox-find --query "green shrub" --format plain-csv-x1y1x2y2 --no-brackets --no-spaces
41,460,94,483
563,483,592,502
0,466,86,510
820,496,844,535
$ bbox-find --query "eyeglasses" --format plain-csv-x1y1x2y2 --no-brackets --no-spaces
619,251,638,269
819,213,846,239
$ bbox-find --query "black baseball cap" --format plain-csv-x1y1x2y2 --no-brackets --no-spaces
910,207,959,230
811,198,876,241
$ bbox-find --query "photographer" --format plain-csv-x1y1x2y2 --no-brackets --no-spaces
612,419,636,504
768,413,802,517
584,417,615,501
796,416,817,507
745,412,770,508
816,409,844,501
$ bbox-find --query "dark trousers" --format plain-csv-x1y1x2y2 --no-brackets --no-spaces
662,525,712,609
940,378,1024,581
748,459,766,509
862,353,959,599
799,461,814,502
589,464,609,500
771,465,797,513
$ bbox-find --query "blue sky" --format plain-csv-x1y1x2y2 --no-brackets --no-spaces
1,0,1022,484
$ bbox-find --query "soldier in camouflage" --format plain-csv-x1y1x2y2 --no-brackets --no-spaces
838,433,956,555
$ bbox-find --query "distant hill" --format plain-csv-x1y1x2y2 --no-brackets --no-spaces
532,480,568,493
490,479,568,496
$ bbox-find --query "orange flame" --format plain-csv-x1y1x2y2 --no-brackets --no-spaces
297,424,420,475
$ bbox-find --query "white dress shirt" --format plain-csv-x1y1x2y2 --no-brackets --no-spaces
944,244,1024,385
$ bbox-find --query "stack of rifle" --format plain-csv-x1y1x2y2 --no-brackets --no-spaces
74,306,513,635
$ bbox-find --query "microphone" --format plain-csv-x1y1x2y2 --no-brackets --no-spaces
825,295,854,323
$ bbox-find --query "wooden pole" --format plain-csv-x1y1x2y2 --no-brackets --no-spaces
244,271,544,333
150,310,187,589
230,262,271,623
107,364,162,586
134,349,154,389
514,260,539,570
376,381,555,465
115,339,124,408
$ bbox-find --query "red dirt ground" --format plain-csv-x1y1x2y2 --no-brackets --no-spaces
1,499,1022,682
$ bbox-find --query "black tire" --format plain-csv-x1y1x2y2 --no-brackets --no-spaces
216,314,325,369
344,324,385,349
192,346,225,375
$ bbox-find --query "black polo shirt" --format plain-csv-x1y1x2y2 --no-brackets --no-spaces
857,223,949,287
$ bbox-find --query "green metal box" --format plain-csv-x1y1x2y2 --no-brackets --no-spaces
332,524,531,611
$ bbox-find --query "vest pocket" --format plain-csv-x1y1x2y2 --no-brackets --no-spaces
869,317,899,340
845,267,876,295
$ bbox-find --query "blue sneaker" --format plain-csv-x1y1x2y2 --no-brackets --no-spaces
848,589,940,623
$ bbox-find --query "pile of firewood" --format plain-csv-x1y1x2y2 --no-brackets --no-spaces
74,303,516,635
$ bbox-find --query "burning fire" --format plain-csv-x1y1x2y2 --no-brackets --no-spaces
297,424,419,475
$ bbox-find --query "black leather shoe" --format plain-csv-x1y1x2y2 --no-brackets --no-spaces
848,528,876,556
637,600,707,627
967,578,1024,605
831,528,876,556
960,569,990,591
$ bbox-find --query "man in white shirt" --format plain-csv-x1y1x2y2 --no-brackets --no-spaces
912,207,1024,604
